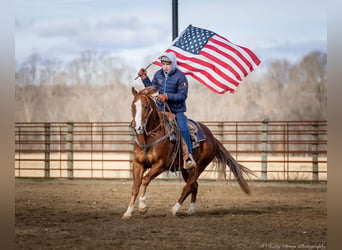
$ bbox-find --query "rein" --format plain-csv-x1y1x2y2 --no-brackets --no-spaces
131,126,171,154
143,107,161,136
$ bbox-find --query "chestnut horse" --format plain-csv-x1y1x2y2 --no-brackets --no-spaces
123,86,254,219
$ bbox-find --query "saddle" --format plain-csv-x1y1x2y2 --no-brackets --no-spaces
162,112,206,149
188,119,206,148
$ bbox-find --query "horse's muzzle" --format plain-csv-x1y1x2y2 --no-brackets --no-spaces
135,127,144,135
130,121,144,135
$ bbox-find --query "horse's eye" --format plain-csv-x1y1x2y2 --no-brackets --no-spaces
144,105,149,110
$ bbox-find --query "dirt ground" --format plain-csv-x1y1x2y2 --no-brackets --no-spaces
15,179,326,249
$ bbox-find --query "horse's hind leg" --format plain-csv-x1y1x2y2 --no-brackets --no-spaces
187,181,198,214
171,170,199,215
172,153,212,215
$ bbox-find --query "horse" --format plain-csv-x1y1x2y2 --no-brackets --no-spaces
122,86,254,219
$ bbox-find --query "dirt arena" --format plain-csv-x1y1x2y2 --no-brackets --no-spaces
15,179,326,249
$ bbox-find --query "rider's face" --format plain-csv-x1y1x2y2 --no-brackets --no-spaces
162,62,171,74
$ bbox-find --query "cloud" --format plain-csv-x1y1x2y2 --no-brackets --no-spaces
79,17,169,48
34,20,88,37
15,14,171,64
15,0,326,67
23,16,169,49
256,39,326,65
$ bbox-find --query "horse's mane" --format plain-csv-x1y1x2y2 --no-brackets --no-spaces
138,86,159,96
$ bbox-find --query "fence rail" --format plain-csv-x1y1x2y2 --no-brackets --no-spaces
15,120,327,182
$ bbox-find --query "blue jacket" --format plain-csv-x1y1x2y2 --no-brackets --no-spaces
142,52,188,113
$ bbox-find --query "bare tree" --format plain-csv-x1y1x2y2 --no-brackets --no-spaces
15,53,42,86
15,50,327,122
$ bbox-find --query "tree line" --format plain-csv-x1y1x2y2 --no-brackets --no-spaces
15,50,327,122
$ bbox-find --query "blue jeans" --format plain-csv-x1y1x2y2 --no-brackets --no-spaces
175,112,192,155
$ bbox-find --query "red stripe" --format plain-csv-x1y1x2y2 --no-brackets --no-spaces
177,61,239,90
238,45,261,66
201,45,245,79
190,73,233,94
154,48,240,88
152,59,229,93
211,36,255,73
199,49,243,81
215,34,261,66
167,49,240,86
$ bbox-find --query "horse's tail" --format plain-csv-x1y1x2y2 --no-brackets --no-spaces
214,138,255,195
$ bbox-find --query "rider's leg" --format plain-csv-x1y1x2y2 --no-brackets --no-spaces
175,112,196,170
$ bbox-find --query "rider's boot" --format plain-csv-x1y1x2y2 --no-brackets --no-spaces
181,138,196,170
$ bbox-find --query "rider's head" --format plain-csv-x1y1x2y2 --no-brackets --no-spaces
160,52,177,75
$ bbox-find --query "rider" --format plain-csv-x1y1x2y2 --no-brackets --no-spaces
138,52,196,170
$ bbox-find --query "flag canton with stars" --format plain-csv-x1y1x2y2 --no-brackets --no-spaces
173,26,215,55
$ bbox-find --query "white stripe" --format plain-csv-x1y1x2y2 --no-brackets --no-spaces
176,58,239,90
170,47,240,89
212,35,259,69
202,44,248,76
178,63,238,92
171,45,245,81
134,99,142,131
177,64,233,93
207,39,251,74
201,46,246,79
177,65,225,93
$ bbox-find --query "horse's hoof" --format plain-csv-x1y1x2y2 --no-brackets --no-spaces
187,209,195,215
122,214,131,219
170,209,178,216
187,203,196,215
122,206,134,219
171,202,181,216
138,207,148,214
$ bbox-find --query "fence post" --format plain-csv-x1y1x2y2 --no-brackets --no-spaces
67,122,74,179
129,129,134,179
18,126,21,177
217,122,224,142
218,122,226,179
312,122,319,181
44,123,51,178
261,119,269,180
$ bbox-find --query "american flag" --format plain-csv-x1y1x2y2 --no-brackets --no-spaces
153,25,261,94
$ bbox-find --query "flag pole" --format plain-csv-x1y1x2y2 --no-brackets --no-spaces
134,25,192,81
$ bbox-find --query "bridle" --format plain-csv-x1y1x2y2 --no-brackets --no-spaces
130,94,171,153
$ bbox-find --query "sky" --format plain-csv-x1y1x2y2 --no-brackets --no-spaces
15,0,326,70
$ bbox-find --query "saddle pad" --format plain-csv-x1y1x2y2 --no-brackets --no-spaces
188,119,206,142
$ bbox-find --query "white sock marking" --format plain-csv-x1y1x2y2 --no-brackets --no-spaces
171,202,181,215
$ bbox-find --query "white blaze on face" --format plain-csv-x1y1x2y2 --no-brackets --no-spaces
134,99,142,132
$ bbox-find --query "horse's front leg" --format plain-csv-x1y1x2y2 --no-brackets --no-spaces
138,159,165,214
122,160,145,219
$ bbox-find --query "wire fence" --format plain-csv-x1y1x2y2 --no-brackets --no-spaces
15,120,327,182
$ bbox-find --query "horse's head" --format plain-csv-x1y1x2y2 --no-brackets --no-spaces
131,86,159,135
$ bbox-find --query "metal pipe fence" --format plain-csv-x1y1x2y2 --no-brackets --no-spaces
15,120,327,182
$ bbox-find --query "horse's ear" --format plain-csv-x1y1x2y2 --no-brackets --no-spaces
131,87,138,96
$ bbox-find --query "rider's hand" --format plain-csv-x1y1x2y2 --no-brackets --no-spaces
157,93,168,102
138,68,147,80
